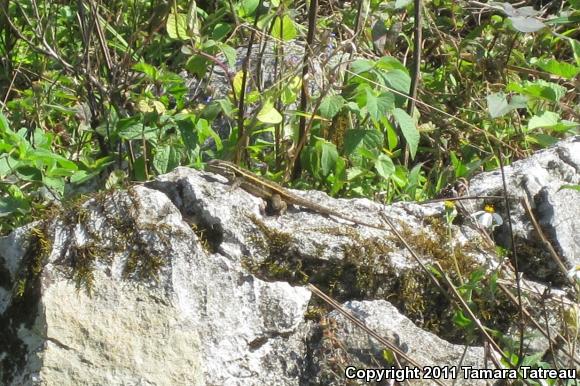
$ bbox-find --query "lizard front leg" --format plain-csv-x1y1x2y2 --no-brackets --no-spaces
267,193,288,215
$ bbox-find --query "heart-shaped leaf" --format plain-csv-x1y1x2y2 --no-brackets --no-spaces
257,101,283,124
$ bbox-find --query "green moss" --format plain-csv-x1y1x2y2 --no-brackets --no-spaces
241,215,308,282
397,218,480,284
1,223,51,384
26,188,173,295
385,218,521,342
69,242,100,295
244,217,399,301
12,225,52,298
250,214,293,257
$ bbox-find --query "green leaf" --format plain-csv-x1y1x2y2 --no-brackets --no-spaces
570,38,580,66
212,23,232,41
319,95,345,119
507,79,566,102
520,353,546,367
374,154,395,178
281,76,301,105
132,62,157,80
153,145,172,174
376,56,408,73
366,91,395,121
450,151,468,177
453,310,473,328
380,69,411,94
525,133,559,147
344,130,384,156
391,165,408,187
0,155,16,177
487,92,511,118
118,125,157,140
29,149,78,170
528,111,559,130
357,147,377,160
351,59,375,74
186,0,200,36
217,98,236,119
186,55,209,78
0,112,11,133
196,119,223,151
0,196,29,217
257,101,283,124
394,0,413,8
330,157,347,196
239,0,259,17
46,167,77,178
318,141,338,176
70,170,98,184
384,119,398,151
219,43,237,68
272,15,297,41
559,184,580,192
43,176,65,196
545,14,580,25
166,12,189,40
393,108,419,159
346,167,365,181
534,59,580,80
232,71,244,100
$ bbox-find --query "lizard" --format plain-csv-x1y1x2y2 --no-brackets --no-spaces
205,159,387,231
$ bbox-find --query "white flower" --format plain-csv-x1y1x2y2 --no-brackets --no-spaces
567,265,580,282
472,205,503,229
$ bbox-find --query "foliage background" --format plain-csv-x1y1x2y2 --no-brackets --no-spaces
0,0,578,233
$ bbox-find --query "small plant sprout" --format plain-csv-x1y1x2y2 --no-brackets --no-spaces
443,200,457,225
472,204,503,229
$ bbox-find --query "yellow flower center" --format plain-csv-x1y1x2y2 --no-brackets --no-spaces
484,204,495,213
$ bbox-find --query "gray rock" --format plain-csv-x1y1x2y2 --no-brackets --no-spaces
0,186,311,385
308,300,486,385
1,140,578,385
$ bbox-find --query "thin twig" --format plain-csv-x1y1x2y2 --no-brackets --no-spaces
235,0,264,164
497,281,580,367
292,0,319,179
420,195,507,204
405,0,423,165
497,149,525,367
521,195,572,285
307,284,448,386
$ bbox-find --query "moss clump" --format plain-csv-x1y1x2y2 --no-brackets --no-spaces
48,188,172,295
250,214,294,257
389,218,520,343
341,230,395,298
242,215,308,283
108,188,170,282
395,268,450,333
398,217,480,284
1,223,51,385
12,225,52,298
244,218,398,302
69,242,101,295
